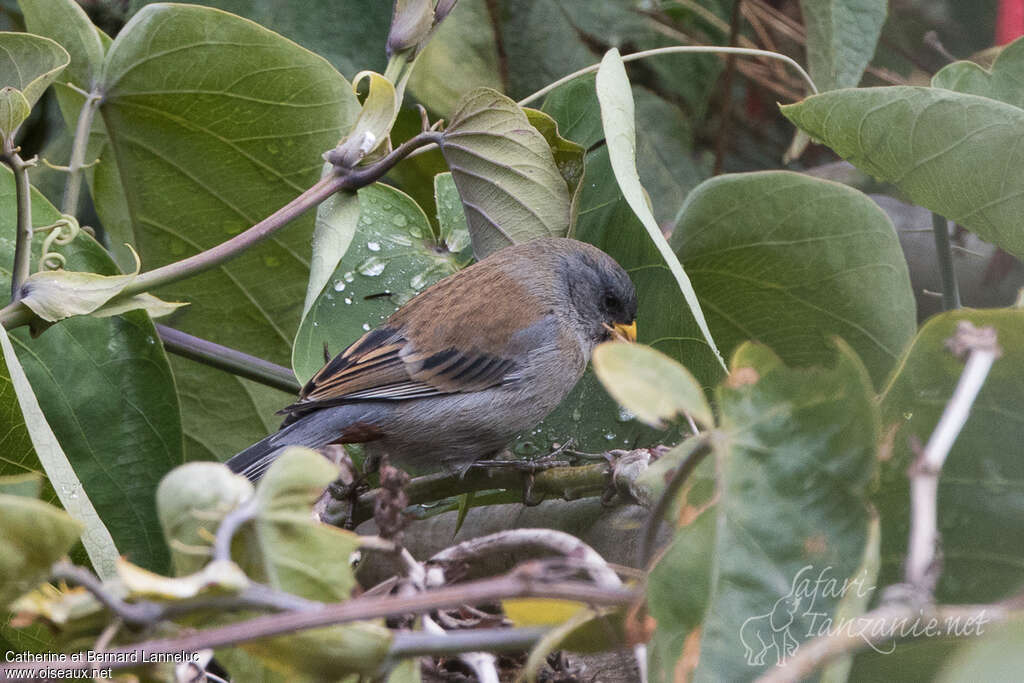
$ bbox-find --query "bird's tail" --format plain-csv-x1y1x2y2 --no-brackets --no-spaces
225,403,378,481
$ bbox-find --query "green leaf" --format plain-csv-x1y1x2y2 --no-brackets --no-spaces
0,492,82,608
19,0,105,88
305,183,360,316
433,171,472,257
876,309,1024,602
330,70,399,167
406,0,503,116
439,87,570,259
293,183,463,384
96,3,359,461
781,86,1024,262
935,618,1024,682
592,341,712,429
799,0,887,91
0,86,29,137
0,32,69,109
671,170,915,388
933,35,1024,108
595,48,726,372
522,108,585,199
0,326,115,579
648,340,879,681
0,168,182,575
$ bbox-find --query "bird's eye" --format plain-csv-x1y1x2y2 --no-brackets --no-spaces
603,294,619,310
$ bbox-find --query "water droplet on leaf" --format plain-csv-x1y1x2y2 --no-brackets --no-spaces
357,255,387,276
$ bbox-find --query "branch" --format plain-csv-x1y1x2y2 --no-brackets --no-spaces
904,322,1000,593
930,213,961,311
1,572,636,676
1,142,37,303
640,435,712,567
62,89,102,216
157,324,300,394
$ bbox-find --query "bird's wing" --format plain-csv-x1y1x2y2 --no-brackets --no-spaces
280,325,520,417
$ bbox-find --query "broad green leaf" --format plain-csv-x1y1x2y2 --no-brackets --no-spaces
595,48,726,372
0,168,182,574
935,619,1024,682
129,0,393,80
96,3,359,462
782,86,1024,261
0,492,82,608
799,0,887,91
19,0,105,88
648,341,879,681
439,87,570,259
0,326,114,578
876,309,1024,602
539,74,604,150
0,32,69,109
671,171,915,388
592,341,713,429
293,183,464,384
933,35,1024,108
433,171,472,257
0,86,29,137
407,0,503,116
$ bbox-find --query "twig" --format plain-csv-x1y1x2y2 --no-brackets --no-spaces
156,324,300,394
212,496,260,562
756,602,1007,683
904,322,1000,593
517,45,817,107
0,573,636,676
2,142,38,303
430,529,622,589
640,435,712,567
50,561,163,626
931,213,961,310
62,89,102,216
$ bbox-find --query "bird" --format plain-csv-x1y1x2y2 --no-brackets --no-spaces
226,237,638,481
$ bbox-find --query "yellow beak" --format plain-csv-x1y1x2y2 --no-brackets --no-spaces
613,321,637,342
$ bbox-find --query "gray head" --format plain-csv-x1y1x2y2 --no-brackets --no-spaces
556,240,638,349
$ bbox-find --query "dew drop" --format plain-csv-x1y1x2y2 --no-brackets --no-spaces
366,240,381,252
344,297,353,305
362,323,371,331
391,214,408,228
604,431,616,441
410,271,431,290
344,271,355,283
357,255,387,276
333,281,346,292
616,407,635,423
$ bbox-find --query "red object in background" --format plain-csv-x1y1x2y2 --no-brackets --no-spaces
997,0,1024,44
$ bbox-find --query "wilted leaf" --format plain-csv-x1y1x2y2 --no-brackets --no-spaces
329,70,399,167
782,86,1024,261
117,558,248,600
595,48,726,372
800,0,887,91
504,598,584,626
0,32,69,109
593,341,713,429
440,87,570,259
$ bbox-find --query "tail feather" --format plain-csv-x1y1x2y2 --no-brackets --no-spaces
225,403,378,481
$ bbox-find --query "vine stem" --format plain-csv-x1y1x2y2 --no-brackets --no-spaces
62,89,102,216
2,140,37,303
931,212,961,311
516,45,818,107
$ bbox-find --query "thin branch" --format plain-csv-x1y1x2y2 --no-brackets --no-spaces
2,142,37,303
212,496,260,562
62,89,102,216
904,322,1000,592
157,324,300,394
388,626,548,659
930,213,961,311
50,561,164,626
0,573,636,676
640,435,712,567
756,602,1008,683
517,45,818,107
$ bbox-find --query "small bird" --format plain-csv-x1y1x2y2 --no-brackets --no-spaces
227,237,637,480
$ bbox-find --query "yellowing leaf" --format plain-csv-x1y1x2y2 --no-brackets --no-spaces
503,598,585,626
